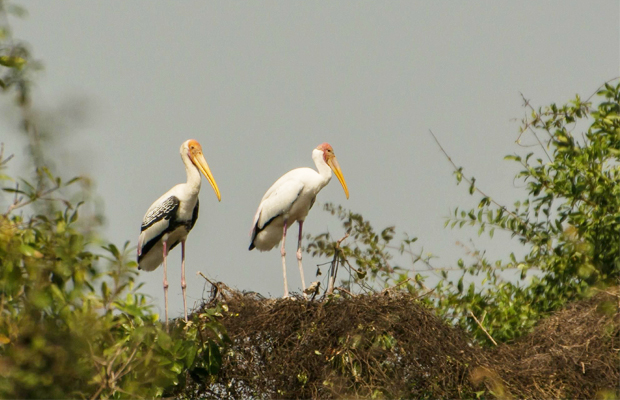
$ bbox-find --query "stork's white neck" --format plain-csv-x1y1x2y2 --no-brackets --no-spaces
182,149,202,194
312,148,332,188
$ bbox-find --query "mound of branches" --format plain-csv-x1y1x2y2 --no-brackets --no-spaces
474,288,620,399
179,286,619,399
188,289,479,399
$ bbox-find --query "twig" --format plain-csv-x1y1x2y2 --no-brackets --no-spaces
90,384,105,400
429,129,529,227
517,92,554,143
4,183,63,216
335,286,355,297
413,287,436,300
469,310,497,346
585,76,620,103
337,233,349,246
327,233,349,295
114,344,140,380
0,143,14,166
197,271,231,302
592,287,620,299
197,271,217,286
381,277,412,295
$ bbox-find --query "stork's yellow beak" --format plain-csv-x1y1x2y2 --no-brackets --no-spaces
327,156,349,199
193,152,221,201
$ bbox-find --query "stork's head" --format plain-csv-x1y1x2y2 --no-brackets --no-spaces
316,142,349,199
181,139,221,201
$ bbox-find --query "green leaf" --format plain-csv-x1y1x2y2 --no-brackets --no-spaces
171,362,183,374
469,178,476,195
0,56,26,69
158,331,172,350
19,243,36,257
206,341,222,374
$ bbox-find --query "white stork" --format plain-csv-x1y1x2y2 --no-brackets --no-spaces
249,143,349,297
137,139,221,327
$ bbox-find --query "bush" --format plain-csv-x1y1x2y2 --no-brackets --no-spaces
0,5,230,396
0,149,229,398
306,80,620,345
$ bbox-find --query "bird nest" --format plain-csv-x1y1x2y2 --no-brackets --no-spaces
473,287,620,399
179,284,619,399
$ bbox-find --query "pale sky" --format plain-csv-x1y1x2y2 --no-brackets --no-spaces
2,1,619,319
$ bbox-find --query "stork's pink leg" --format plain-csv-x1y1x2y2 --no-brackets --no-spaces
181,240,188,322
297,221,307,297
162,239,169,331
281,220,289,298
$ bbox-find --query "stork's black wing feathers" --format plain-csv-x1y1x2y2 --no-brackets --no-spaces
141,196,180,231
248,188,305,251
189,198,199,231
309,195,316,210
249,213,278,251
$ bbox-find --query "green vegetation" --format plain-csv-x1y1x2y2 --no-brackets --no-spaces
0,111,229,400
0,4,227,397
307,80,620,345
0,86,228,400
0,2,618,397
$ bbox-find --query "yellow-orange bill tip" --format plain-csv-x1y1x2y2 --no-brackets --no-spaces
194,153,221,201
329,157,349,199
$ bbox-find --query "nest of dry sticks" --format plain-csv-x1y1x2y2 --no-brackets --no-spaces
181,283,619,400
473,287,620,399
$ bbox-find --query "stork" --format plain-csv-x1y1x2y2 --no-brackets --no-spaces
137,139,221,328
249,143,349,297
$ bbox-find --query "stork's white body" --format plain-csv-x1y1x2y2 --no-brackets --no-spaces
137,139,220,327
137,182,199,271
249,144,348,298
250,149,332,251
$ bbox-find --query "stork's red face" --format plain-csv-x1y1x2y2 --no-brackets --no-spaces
186,139,221,201
316,142,349,199
317,143,334,163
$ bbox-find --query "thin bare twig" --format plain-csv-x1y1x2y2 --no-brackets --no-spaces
429,129,522,222
469,310,497,346
413,287,436,300
517,92,554,143
585,76,620,103
381,277,412,295
327,233,349,295
197,271,217,286
114,344,140,380
335,286,355,297
4,183,63,216
0,143,14,166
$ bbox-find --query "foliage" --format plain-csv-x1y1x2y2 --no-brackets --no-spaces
0,3,229,397
306,80,620,345
0,1,616,397
0,149,229,399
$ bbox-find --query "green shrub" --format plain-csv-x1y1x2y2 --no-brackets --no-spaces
307,80,620,344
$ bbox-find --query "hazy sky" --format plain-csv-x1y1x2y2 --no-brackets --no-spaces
2,2,619,319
